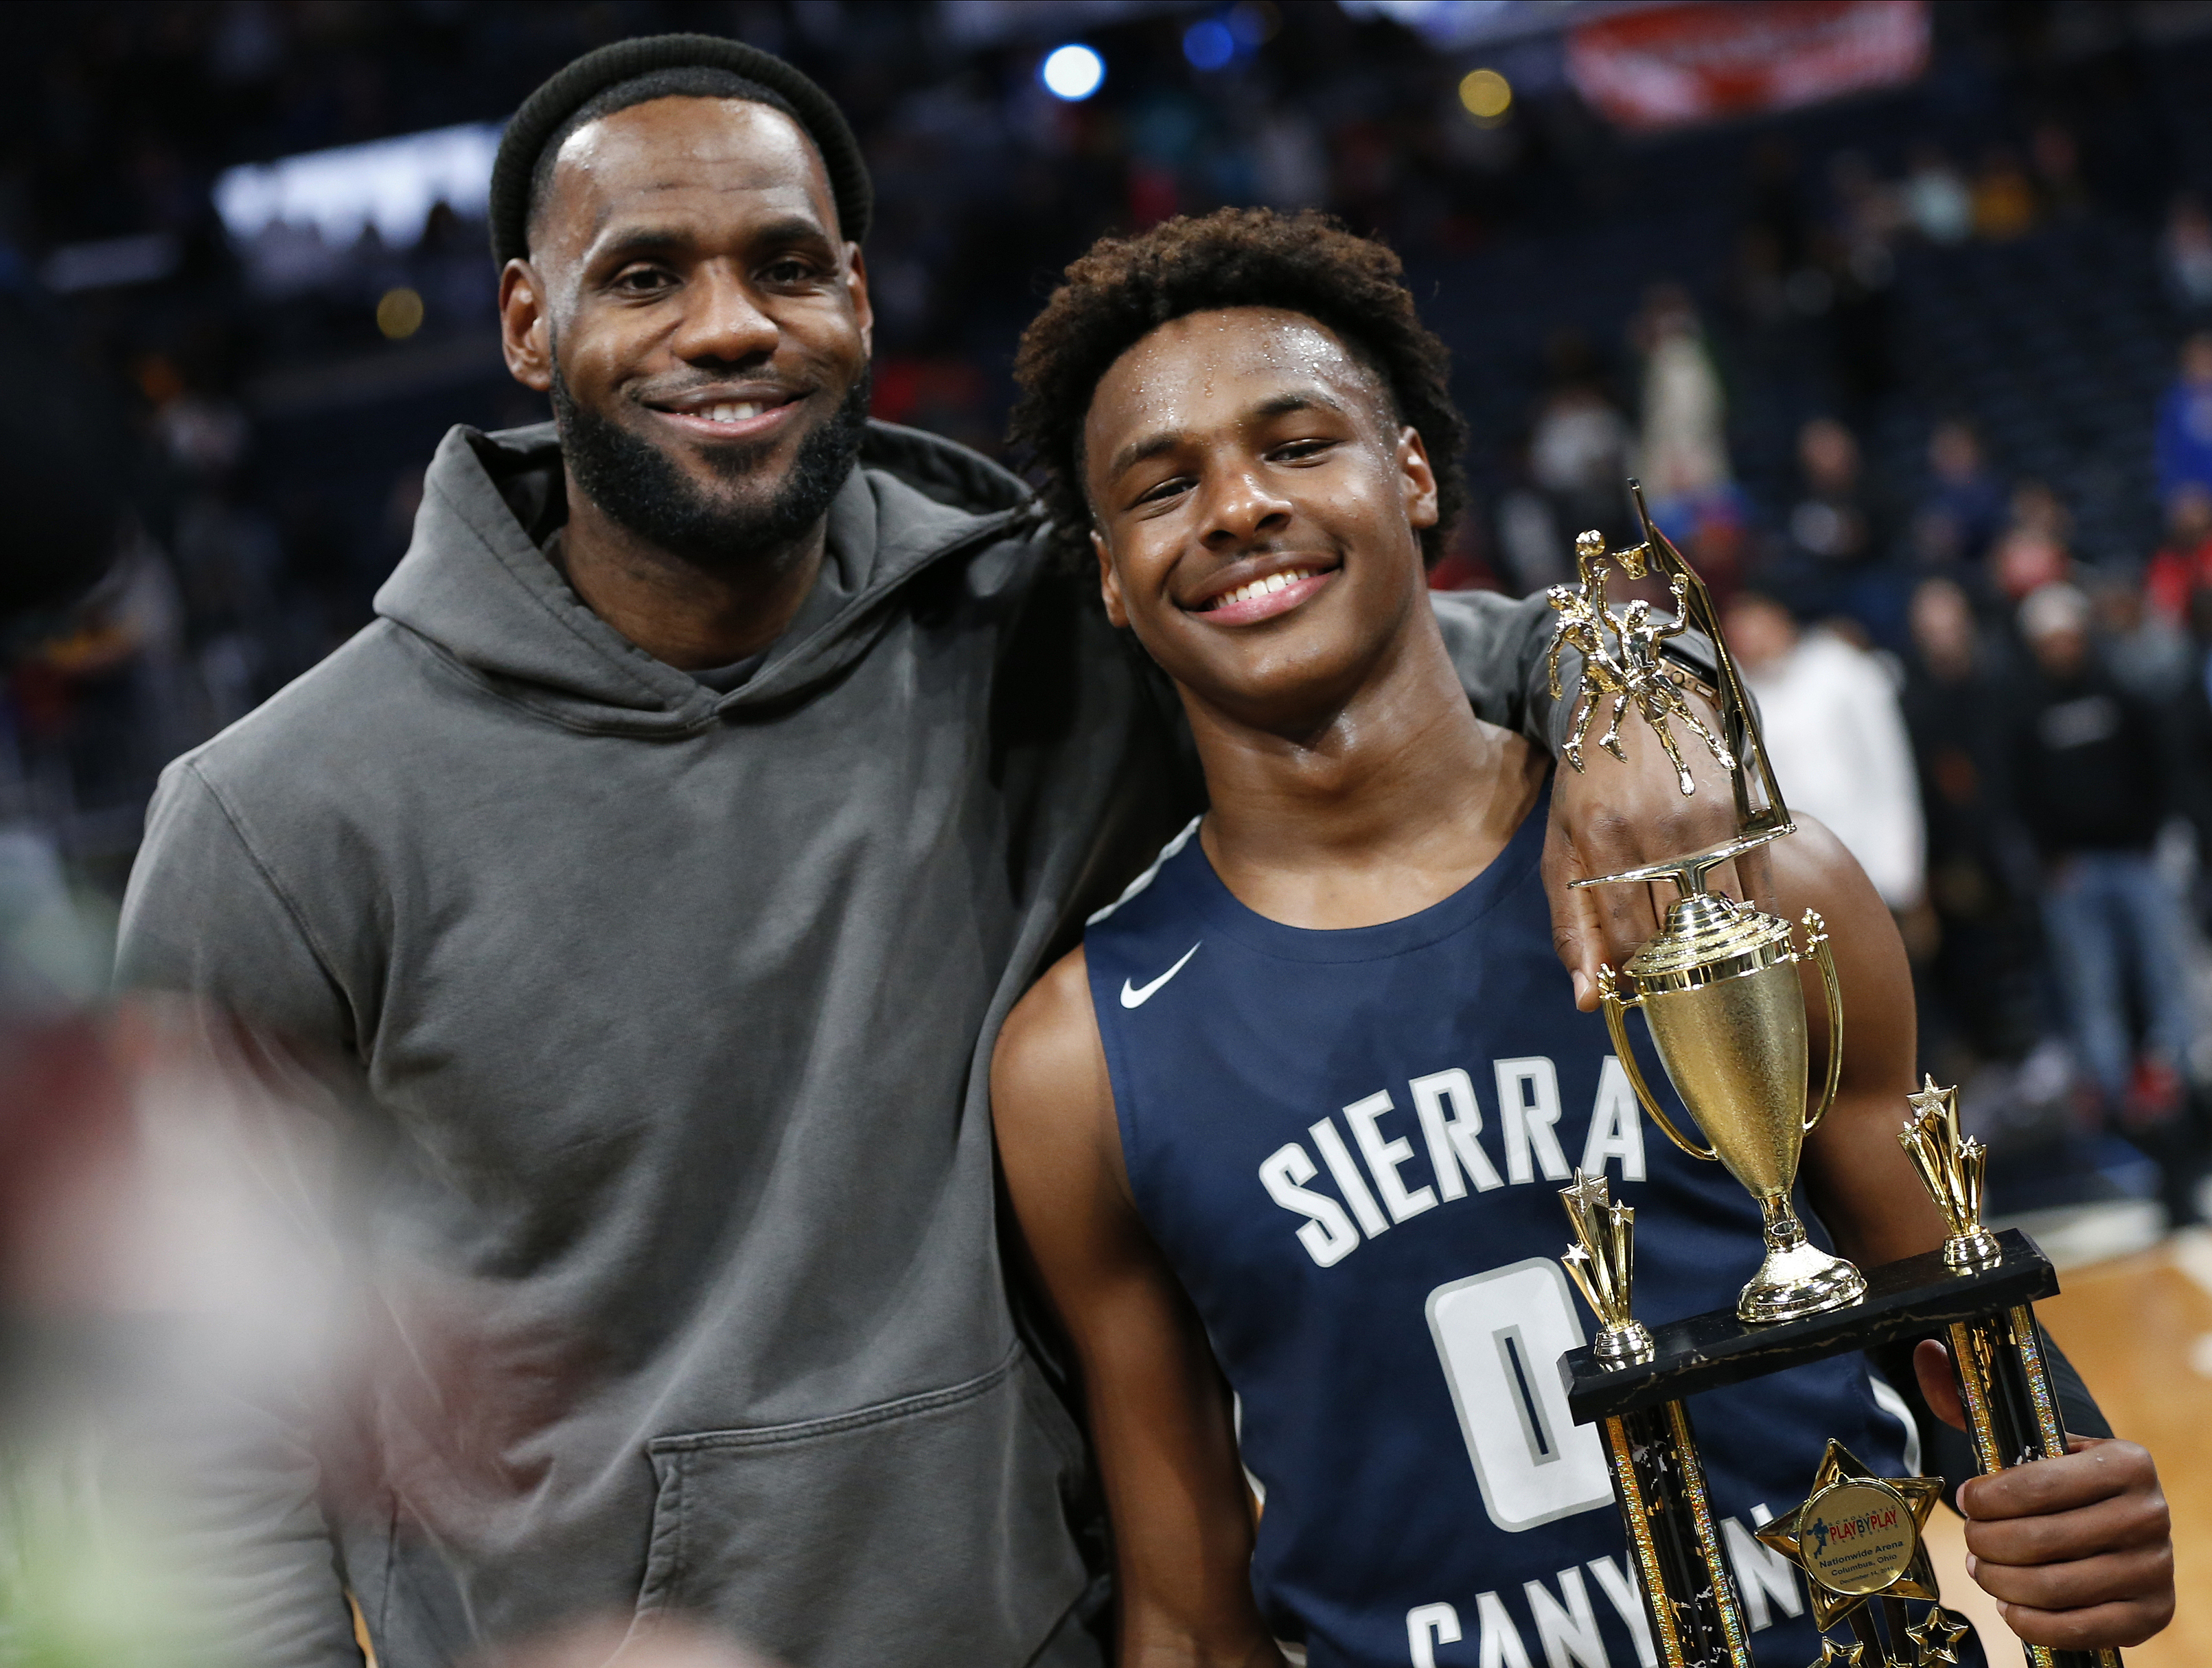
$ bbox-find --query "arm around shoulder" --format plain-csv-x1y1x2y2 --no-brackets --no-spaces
1428,588,1556,739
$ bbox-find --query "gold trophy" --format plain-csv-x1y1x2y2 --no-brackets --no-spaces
1546,485,2119,1668
1549,486,1862,1323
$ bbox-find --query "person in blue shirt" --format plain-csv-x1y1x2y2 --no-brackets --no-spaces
991,208,2174,1668
2155,331,2212,508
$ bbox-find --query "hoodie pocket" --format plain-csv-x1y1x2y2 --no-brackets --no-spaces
630,1343,1088,1668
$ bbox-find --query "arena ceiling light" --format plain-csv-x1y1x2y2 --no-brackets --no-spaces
1184,16,1236,70
1459,67,1513,121
1185,3,1276,69
1041,43,1107,101
214,121,502,250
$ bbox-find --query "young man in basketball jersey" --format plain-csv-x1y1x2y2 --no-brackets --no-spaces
992,210,2173,1668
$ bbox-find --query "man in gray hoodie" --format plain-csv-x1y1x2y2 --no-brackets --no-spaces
116,35,1705,1668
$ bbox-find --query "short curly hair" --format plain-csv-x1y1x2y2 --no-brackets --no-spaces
1008,207,1468,567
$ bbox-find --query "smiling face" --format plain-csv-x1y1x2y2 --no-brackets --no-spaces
499,95,873,561
1082,307,1438,730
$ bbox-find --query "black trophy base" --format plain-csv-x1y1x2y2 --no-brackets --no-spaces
1561,1227,2058,1423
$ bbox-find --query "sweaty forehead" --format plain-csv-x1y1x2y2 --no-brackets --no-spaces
1087,308,1390,452
540,96,837,254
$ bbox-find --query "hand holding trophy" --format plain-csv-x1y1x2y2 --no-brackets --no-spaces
1545,485,2119,1668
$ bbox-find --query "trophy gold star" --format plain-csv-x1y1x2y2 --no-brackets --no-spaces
1904,1606,1970,1665
1809,1639,1864,1667
1558,1168,1655,1365
1899,1076,2001,1268
1756,1440,1943,1632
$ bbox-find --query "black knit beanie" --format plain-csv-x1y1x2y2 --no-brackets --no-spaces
488,32,872,265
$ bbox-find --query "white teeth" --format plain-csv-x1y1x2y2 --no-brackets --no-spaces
1210,568,1320,610
705,402,765,422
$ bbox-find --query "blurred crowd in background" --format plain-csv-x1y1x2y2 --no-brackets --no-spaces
7,0,2212,1242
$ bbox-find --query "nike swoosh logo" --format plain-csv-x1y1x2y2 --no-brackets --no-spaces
1120,942,1201,1009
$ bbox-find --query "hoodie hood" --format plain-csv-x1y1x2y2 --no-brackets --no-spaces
375,419,1033,737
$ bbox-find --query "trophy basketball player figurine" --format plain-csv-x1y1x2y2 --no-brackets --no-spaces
1547,484,1863,1325
1545,484,2121,1668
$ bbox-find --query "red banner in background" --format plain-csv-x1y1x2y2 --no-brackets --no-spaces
1566,0,1931,134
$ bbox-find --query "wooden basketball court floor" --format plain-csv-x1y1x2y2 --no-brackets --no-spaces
1923,1224,2211,1666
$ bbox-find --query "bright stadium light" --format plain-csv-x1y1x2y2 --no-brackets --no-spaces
1041,43,1106,101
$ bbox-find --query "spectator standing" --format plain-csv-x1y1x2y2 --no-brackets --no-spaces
2029,121,2090,220
1725,590,1925,911
1913,419,2007,571
2157,600,2212,1223
1970,146,2038,241
2145,483,2212,621
1631,283,1742,583
1528,370,1630,550
1821,222,1898,419
1904,143,1973,246
1775,416,1906,647
1632,284,1730,513
2154,332,2212,508
2088,566,2189,704
1990,480,2075,603
1492,433,1569,593
2004,583,2193,1122
1901,577,2040,1067
1828,150,1904,266
2162,194,2212,315
2167,588,2212,931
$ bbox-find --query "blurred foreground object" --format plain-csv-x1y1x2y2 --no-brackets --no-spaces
469,1617,783,1668
0,999,345,1667
2,997,807,1667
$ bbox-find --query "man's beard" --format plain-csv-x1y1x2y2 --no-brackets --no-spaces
551,365,871,565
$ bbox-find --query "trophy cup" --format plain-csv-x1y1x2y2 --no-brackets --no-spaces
1544,485,2121,1668
1549,489,1860,1324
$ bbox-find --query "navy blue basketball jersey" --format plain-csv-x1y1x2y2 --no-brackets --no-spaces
1083,776,1948,1668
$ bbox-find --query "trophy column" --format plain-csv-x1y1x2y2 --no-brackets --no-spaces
1900,1080,2124,1668
1598,1404,1753,1668
1560,1173,1754,1668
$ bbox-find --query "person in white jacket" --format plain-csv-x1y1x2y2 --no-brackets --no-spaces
1725,590,1927,910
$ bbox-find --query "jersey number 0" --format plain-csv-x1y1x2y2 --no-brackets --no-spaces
1425,1258,1617,1532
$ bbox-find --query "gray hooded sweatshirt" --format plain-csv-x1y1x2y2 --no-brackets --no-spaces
116,420,1561,1668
